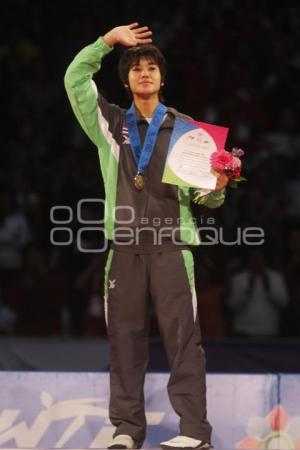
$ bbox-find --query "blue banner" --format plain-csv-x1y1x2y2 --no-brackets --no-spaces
0,372,299,449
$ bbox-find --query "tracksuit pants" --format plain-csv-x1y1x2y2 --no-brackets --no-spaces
104,248,212,446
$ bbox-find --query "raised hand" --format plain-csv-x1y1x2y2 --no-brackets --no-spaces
103,23,152,47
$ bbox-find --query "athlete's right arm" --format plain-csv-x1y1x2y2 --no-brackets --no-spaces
64,24,152,147
64,38,114,147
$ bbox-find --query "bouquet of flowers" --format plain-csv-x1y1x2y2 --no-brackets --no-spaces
210,147,246,188
192,147,246,204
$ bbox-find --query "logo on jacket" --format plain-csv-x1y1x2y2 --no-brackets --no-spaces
122,127,130,145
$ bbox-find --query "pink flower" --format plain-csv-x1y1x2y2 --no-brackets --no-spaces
231,156,242,178
232,156,242,168
211,149,233,172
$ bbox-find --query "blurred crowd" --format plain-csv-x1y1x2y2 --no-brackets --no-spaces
1,0,299,337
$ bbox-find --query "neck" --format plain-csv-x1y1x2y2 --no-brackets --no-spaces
133,95,160,118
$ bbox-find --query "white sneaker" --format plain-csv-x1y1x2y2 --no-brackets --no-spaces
160,435,213,449
107,434,137,449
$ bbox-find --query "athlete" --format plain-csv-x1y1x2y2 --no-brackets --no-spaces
65,23,228,450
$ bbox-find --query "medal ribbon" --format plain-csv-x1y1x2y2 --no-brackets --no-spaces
126,102,167,175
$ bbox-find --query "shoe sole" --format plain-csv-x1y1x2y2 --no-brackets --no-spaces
160,444,213,450
107,446,128,449
107,444,140,449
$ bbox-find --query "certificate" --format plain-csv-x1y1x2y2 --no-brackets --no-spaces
162,118,229,190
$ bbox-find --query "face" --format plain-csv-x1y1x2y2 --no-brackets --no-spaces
128,57,162,99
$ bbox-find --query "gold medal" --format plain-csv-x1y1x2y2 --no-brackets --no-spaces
134,173,144,190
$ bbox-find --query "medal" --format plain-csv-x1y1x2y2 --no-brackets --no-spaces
134,173,144,190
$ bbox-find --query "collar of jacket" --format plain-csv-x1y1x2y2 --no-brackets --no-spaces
135,107,182,130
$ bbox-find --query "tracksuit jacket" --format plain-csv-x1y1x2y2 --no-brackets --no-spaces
64,37,225,250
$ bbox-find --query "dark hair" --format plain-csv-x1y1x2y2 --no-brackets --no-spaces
118,45,167,100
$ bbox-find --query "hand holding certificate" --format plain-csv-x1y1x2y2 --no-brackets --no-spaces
162,118,229,190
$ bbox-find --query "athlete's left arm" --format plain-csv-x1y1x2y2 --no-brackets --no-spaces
193,188,226,208
192,172,228,208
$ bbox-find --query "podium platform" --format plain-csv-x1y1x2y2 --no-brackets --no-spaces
0,372,300,449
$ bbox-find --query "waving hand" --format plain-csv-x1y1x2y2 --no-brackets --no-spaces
103,23,152,47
